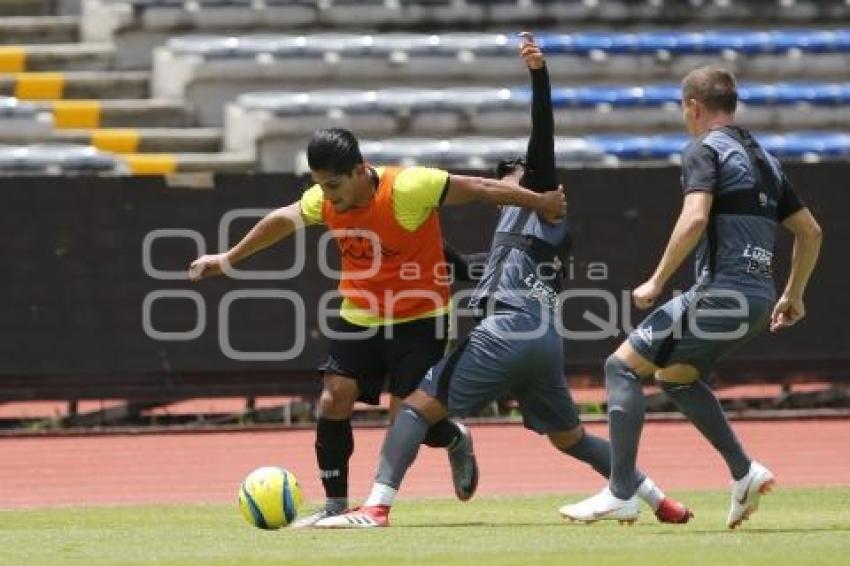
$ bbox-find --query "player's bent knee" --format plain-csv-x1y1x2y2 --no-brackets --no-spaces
610,343,656,378
387,396,403,424
547,426,584,451
319,375,359,418
405,389,447,424
656,364,700,384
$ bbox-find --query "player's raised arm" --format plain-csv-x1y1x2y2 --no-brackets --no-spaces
519,31,557,191
188,201,309,281
770,207,822,332
442,174,566,223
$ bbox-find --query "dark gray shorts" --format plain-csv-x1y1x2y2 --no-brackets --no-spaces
628,286,772,377
419,308,580,434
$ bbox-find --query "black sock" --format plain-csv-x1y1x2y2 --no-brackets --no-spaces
422,418,462,448
315,417,354,501
661,380,751,480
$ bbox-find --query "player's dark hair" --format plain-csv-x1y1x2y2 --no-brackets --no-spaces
681,66,738,113
307,128,364,175
496,157,527,179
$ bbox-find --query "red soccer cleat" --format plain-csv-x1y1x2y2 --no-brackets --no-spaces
654,497,694,524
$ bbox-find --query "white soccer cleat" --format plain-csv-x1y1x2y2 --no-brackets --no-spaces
291,506,344,528
559,487,640,524
314,505,390,529
727,461,776,529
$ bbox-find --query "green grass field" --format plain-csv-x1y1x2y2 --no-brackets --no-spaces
1,488,848,565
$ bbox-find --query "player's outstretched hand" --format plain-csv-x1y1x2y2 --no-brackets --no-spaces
189,253,227,282
632,278,663,310
537,185,567,223
770,294,805,333
519,31,544,70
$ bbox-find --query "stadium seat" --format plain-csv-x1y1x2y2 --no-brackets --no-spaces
349,136,609,170
774,131,850,159
0,96,41,120
0,143,123,174
0,97,54,138
153,29,850,119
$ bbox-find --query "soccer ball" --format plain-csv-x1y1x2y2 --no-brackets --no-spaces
238,467,303,529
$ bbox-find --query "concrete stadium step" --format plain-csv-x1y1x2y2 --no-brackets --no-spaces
0,71,149,100
121,151,253,175
0,0,52,16
0,43,115,72
33,99,192,128
52,127,222,153
0,17,79,45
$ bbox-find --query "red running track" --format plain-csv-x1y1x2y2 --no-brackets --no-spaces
1,420,848,509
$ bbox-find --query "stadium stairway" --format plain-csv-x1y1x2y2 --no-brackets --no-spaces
0,15,79,44
0,5,252,175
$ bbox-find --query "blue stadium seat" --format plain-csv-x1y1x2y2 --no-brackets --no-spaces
444,137,525,167
737,83,778,105
235,36,307,59
444,88,517,111
585,134,654,160
371,33,441,57
166,29,850,62
537,32,637,55
0,97,39,120
237,80,850,119
701,30,772,55
774,83,847,105
582,132,850,162
639,85,681,106
646,134,690,159
0,144,120,174
237,92,311,114
635,31,704,55
372,88,444,112
359,138,449,164
301,34,375,56
775,132,850,158
307,90,377,114
432,33,514,56
168,36,243,58
768,29,840,53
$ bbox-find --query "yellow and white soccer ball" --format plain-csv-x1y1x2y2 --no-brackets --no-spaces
238,466,303,529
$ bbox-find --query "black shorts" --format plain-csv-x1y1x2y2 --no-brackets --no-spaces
319,315,449,405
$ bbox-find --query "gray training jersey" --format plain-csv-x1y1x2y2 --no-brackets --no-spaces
682,126,804,302
468,205,570,314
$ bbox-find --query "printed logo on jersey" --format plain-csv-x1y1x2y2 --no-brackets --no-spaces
637,326,653,345
523,273,559,309
338,227,400,260
742,244,773,277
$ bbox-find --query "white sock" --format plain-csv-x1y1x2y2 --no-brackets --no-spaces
364,483,397,507
636,477,665,511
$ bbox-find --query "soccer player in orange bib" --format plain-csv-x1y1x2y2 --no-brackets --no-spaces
189,127,566,526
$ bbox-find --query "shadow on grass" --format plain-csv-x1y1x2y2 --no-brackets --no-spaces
381,522,850,533
392,522,550,529
652,526,850,535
